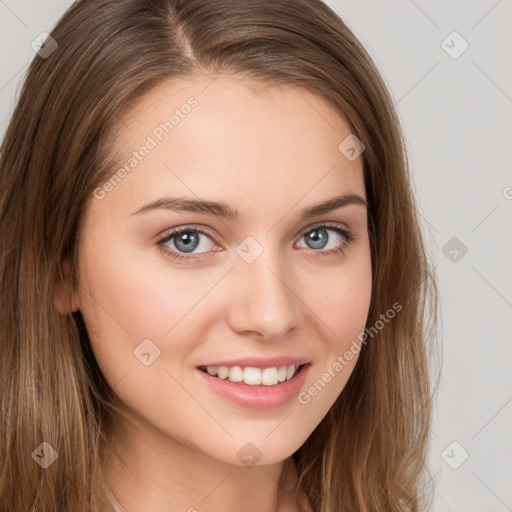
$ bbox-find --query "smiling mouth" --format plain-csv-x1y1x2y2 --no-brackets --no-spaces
198,363,309,387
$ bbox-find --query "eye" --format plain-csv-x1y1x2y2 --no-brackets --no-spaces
157,226,218,263
156,222,356,263
295,222,356,258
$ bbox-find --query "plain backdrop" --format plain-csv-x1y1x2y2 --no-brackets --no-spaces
1,1,511,511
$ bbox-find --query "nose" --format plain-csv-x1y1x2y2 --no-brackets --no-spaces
225,246,301,340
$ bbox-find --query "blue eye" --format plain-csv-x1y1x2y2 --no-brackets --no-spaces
157,226,217,262
157,223,356,263
297,225,354,252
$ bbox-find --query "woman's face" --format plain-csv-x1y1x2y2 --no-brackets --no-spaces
74,75,372,466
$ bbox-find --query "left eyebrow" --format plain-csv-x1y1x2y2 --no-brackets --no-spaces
130,193,368,220
299,193,368,218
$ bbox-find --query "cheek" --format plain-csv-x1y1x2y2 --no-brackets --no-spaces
300,252,372,401
78,241,194,336
76,237,167,382
76,238,223,385
314,254,373,345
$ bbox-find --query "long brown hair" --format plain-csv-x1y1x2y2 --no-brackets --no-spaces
0,0,439,510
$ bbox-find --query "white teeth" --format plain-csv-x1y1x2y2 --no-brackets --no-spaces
217,366,229,380
286,364,296,380
228,366,244,382
261,367,279,386
203,364,301,386
244,367,261,385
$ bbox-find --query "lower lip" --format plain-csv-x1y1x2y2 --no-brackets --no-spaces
195,364,311,409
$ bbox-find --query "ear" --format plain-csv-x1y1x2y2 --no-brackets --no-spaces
53,255,80,315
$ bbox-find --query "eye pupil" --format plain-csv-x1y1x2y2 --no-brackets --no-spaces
305,228,328,250
175,231,200,253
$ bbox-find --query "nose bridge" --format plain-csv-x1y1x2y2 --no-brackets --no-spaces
226,239,300,337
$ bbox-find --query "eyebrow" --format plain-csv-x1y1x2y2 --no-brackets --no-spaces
130,193,367,220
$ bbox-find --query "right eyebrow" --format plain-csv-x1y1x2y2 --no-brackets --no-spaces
130,196,239,220
130,193,368,221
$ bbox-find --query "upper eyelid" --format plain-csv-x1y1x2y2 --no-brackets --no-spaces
157,224,216,244
158,221,353,244
298,221,352,235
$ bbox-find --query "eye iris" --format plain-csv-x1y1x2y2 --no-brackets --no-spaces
305,228,328,250
174,231,200,253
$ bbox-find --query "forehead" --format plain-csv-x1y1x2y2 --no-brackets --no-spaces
92,74,366,222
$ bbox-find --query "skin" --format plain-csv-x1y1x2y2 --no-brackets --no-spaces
67,75,372,512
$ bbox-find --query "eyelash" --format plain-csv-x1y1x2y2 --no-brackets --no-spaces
156,222,356,263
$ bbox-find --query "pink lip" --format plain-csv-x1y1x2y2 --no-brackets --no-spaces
197,356,310,369
195,363,311,409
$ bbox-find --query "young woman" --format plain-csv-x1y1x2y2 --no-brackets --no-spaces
0,0,438,511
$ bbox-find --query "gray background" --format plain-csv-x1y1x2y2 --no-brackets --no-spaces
1,1,511,510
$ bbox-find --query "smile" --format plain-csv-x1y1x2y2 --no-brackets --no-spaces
195,363,312,409
198,364,306,386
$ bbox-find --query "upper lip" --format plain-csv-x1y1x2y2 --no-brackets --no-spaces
197,356,311,369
